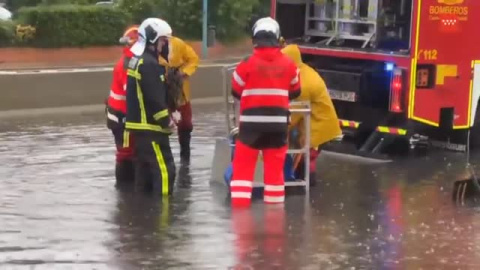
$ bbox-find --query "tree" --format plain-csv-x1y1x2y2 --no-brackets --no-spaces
7,0,105,10
210,0,259,42
7,0,40,11
153,0,259,42
152,0,202,40
118,0,157,24
116,0,260,42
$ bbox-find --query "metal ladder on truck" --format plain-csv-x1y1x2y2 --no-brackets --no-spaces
222,63,312,193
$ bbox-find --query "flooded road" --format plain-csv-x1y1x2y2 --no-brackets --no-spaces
1,104,480,269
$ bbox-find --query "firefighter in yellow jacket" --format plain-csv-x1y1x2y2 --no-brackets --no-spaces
158,27,200,164
282,44,341,186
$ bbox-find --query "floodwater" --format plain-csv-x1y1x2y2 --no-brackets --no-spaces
1,103,480,269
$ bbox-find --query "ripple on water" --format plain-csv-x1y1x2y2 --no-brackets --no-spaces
1,105,480,269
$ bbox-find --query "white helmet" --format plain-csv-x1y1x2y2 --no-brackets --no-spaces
131,18,172,56
252,17,280,39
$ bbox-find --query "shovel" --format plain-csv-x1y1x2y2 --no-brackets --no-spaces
453,130,480,205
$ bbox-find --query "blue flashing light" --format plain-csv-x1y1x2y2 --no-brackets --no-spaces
385,63,395,71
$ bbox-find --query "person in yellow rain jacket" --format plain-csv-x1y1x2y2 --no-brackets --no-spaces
281,44,342,186
158,28,200,164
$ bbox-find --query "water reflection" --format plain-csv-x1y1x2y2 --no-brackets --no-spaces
230,205,287,270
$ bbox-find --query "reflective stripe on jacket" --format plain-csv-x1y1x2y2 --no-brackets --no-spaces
232,47,301,136
108,48,133,114
125,50,171,134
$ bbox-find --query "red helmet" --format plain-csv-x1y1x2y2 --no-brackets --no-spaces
119,25,139,46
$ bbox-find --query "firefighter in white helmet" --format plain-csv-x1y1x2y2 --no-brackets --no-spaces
105,25,139,190
229,17,301,207
125,18,176,195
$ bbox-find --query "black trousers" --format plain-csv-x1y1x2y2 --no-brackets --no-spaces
132,131,176,195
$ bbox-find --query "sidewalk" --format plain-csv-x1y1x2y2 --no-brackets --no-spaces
0,39,252,70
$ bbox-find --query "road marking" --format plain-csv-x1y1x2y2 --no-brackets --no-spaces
0,62,240,76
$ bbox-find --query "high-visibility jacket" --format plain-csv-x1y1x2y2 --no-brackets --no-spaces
231,47,301,146
106,47,133,128
282,44,341,148
125,50,171,134
158,37,199,105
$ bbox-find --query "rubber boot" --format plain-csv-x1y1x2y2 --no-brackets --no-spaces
115,160,135,191
177,163,192,188
178,130,191,164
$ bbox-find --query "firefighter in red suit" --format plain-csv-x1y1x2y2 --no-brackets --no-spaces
230,17,301,207
106,25,139,188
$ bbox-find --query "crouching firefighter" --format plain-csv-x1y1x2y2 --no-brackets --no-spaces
230,17,301,207
157,27,199,164
125,18,176,195
106,25,139,188
282,44,341,187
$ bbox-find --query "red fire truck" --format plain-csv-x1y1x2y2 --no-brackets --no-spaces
272,0,480,158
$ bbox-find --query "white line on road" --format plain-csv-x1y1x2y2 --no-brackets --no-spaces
0,62,239,76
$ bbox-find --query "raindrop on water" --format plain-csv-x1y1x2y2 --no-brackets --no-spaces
388,234,395,241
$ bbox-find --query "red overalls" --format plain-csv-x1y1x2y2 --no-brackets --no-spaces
230,47,301,207
106,47,135,162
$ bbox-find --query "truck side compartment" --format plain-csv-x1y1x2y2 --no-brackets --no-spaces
274,0,414,157
276,0,413,55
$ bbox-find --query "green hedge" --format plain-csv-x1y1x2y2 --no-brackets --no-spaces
209,0,260,43
0,21,16,47
3,0,268,48
15,5,131,47
6,0,99,11
119,0,261,43
6,0,40,11
118,0,157,25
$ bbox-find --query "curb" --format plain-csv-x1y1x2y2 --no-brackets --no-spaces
0,61,241,75
0,97,224,119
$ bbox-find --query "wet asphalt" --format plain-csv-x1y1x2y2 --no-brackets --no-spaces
1,103,480,269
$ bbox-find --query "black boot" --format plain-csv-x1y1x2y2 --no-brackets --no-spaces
115,160,135,190
178,130,191,164
177,163,192,188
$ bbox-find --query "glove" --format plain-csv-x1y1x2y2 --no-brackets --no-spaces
168,117,177,130
171,110,182,123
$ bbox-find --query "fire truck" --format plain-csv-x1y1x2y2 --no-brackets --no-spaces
271,0,480,158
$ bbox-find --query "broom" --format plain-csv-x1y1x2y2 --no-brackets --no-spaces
452,129,480,205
